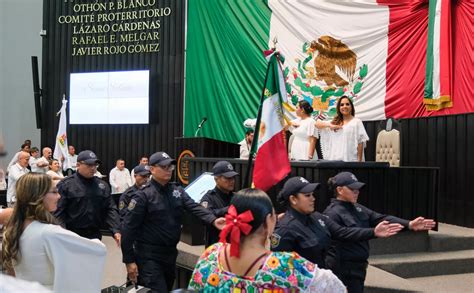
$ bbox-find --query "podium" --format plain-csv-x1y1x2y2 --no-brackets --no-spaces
175,137,239,185
175,137,239,245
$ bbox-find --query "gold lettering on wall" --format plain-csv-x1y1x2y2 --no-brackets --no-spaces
58,0,171,56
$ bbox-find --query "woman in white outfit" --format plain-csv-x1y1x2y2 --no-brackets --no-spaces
316,96,369,162
46,159,64,184
2,173,106,293
288,100,318,160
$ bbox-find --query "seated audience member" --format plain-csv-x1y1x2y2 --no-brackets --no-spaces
6,143,30,172
324,172,436,293
189,188,346,292
272,176,402,269
109,159,132,194
200,160,239,247
46,159,64,184
29,147,41,172
239,129,254,159
36,147,53,173
316,96,368,162
7,151,30,205
23,139,32,148
2,173,107,292
130,156,149,184
64,145,78,176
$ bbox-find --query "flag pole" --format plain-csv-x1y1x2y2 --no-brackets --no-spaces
243,53,275,188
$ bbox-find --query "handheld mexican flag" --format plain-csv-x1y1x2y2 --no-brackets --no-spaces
53,97,69,170
252,51,291,191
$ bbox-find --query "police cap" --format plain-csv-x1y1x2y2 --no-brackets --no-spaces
212,161,238,178
333,172,365,190
77,150,101,165
133,165,151,176
278,176,320,202
149,152,176,167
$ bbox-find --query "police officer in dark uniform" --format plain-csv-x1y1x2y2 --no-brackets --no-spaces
324,172,436,293
200,160,239,247
271,176,401,270
54,150,121,245
121,151,226,292
118,164,150,222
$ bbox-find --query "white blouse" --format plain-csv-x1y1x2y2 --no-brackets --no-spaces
14,221,106,293
289,117,318,160
319,117,369,162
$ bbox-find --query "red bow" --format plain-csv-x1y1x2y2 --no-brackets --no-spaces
219,205,254,257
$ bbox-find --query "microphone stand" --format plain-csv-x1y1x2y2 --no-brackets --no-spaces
194,126,203,137
194,119,207,137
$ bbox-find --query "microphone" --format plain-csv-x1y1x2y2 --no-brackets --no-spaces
195,117,208,137
198,117,207,129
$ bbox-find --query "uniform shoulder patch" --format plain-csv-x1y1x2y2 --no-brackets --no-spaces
127,199,137,211
119,201,125,210
172,189,181,199
270,233,281,248
318,219,326,227
201,201,208,208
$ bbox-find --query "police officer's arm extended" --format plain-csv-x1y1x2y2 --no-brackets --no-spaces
200,192,229,217
325,216,402,241
182,190,225,229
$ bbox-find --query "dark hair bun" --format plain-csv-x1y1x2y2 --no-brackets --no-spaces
298,100,313,115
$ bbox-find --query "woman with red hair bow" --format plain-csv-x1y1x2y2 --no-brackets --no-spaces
188,188,346,292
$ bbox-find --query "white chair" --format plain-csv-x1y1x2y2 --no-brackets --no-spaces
375,118,400,167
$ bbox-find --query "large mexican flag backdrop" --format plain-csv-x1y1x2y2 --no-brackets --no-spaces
184,0,473,143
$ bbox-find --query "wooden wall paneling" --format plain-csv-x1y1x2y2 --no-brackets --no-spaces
42,0,186,174
455,115,467,225
445,116,457,224
435,116,447,222
466,115,474,227
383,168,400,216
417,118,428,164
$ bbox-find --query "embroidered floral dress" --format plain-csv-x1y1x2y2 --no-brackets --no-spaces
319,117,369,162
188,242,345,292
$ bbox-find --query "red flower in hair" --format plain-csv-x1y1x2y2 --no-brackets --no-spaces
219,205,254,257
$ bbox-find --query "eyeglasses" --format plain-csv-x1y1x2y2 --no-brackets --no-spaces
79,162,99,168
158,164,175,171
